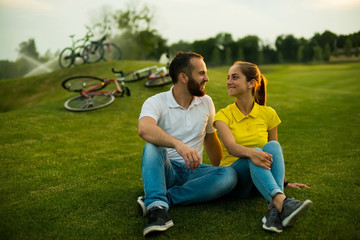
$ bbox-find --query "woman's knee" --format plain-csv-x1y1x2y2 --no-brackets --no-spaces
264,141,282,151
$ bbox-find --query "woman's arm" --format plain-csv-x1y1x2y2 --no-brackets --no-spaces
268,127,278,141
214,120,272,170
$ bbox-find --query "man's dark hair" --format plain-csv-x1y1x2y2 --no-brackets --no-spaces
169,51,203,84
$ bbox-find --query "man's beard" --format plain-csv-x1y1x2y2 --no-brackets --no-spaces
187,75,206,97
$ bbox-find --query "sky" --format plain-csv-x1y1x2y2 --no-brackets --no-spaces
0,0,359,61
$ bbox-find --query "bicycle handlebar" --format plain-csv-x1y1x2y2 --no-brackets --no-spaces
112,68,124,76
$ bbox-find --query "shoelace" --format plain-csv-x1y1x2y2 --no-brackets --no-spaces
149,207,167,220
268,208,281,222
284,198,300,208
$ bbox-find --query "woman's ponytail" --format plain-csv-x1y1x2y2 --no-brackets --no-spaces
254,74,267,106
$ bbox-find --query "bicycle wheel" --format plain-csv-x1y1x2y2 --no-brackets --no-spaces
59,47,74,68
73,46,86,66
102,42,121,61
64,93,115,112
145,75,173,88
62,76,106,92
83,43,103,63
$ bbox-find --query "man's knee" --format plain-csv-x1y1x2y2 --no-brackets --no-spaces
218,167,238,192
143,142,167,158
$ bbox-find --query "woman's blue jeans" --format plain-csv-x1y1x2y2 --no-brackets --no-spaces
141,143,237,211
230,141,285,204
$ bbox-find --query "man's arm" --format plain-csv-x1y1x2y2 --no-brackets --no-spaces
138,116,178,148
138,116,201,169
204,132,222,166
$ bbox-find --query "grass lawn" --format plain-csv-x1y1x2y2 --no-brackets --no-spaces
0,60,359,239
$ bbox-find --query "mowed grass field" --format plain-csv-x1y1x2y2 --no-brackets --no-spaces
0,61,359,239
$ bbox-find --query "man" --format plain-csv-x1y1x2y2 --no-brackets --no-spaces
137,51,237,237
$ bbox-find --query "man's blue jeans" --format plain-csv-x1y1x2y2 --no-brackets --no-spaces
230,141,285,204
141,143,237,211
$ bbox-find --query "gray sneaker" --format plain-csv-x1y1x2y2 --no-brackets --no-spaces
262,207,283,233
143,206,174,237
280,198,313,227
137,196,147,217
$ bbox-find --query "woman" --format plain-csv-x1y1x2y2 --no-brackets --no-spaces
213,61,312,233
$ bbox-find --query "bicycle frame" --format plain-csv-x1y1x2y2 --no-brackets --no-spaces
80,78,124,98
148,66,169,79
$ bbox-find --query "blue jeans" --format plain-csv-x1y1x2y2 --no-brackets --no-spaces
230,141,285,204
141,143,237,210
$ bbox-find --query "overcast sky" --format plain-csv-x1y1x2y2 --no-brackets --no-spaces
0,0,359,61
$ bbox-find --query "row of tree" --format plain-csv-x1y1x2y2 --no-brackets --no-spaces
111,3,360,65
1,3,359,80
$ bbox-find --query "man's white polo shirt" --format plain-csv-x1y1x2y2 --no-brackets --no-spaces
139,86,216,163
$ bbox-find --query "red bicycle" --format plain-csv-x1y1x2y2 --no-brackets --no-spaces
62,68,130,112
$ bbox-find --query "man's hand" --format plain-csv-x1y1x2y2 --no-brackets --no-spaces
175,142,201,170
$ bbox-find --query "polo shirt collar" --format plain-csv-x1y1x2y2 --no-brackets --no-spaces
230,101,260,122
166,86,202,109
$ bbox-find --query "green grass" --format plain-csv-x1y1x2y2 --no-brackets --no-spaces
1,61,359,239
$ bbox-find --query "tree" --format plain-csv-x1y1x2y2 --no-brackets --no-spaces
114,3,167,60
211,47,221,66
323,43,331,61
313,46,323,62
169,40,192,56
344,38,353,57
275,34,299,62
237,35,260,63
17,38,39,59
236,47,245,61
297,45,304,63
224,47,233,65
261,45,278,64
192,38,217,62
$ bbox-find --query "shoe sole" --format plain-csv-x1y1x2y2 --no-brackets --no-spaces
282,199,313,227
262,223,283,233
143,220,174,236
261,216,282,233
137,196,147,217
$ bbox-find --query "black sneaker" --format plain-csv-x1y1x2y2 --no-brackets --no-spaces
280,198,312,227
137,196,147,217
143,206,174,237
262,207,283,233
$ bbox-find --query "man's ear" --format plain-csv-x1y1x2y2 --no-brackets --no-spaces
179,73,188,84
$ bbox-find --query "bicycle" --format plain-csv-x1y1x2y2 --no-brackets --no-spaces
83,24,121,63
58,27,93,69
119,65,158,83
117,65,172,88
144,66,172,88
62,69,130,112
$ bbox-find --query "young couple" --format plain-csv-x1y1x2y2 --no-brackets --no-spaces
137,51,312,236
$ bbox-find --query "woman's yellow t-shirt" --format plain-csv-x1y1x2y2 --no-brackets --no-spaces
214,102,281,166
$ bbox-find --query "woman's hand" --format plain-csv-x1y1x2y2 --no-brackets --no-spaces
286,182,310,189
249,149,273,170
